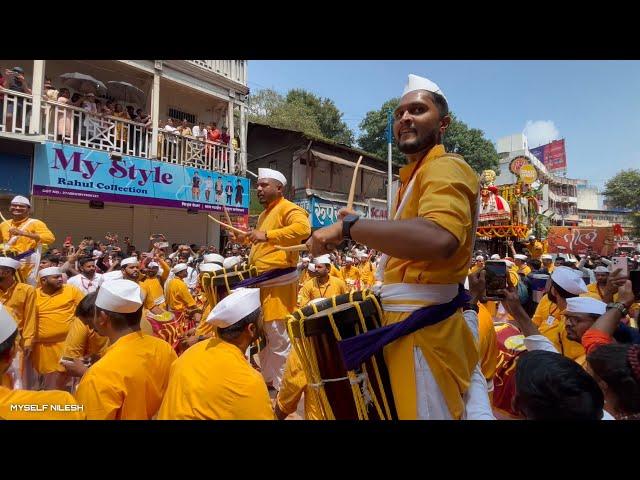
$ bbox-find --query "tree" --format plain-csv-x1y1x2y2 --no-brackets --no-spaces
247,88,323,137
603,169,640,235
285,89,354,145
357,98,500,173
247,88,354,144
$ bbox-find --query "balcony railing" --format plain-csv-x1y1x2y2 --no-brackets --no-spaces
0,88,233,174
0,88,34,135
187,60,247,86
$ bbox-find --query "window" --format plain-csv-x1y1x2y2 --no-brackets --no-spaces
167,107,196,124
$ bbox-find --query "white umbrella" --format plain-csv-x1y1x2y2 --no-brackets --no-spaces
59,72,107,95
106,81,146,106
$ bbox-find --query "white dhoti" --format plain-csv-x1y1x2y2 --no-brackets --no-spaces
258,320,291,391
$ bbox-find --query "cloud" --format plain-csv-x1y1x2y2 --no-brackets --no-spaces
523,120,560,148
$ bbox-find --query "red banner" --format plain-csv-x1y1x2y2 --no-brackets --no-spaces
529,139,567,172
547,226,615,256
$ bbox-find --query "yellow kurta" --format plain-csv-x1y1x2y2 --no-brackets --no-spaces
157,338,273,420
532,294,585,361
298,276,349,307
518,265,532,276
478,303,498,382
341,265,361,290
248,197,311,322
277,349,322,420
298,268,312,288
61,317,109,359
382,144,479,420
0,386,85,420
359,261,375,288
0,217,55,253
140,276,167,310
74,331,177,420
330,263,341,279
195,303,216,338
0,281,37,349
527,240,544,260
165,278,197,313
32,284,84,374
468,264,483,275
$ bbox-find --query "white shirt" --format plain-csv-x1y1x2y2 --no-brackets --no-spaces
192,125,201,137
67,272,104,294
164,125,178,133
205,178,213,190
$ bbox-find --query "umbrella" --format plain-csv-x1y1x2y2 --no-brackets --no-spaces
59,72,107,95
106,81,145,106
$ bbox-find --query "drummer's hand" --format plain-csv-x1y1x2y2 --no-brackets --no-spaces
248,230,267,244
467,269,486,305
337,207,357,221
306,222,342,256
180,334,200,350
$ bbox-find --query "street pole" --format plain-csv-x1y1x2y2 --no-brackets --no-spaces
387,109,393,215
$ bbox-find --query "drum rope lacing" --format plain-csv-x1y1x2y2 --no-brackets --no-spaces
286,290,394,420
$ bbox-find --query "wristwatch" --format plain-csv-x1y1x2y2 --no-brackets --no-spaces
342,214,360,241
607,302,629,316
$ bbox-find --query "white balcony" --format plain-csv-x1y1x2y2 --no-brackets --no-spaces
0,88,34,136
187,60,247,87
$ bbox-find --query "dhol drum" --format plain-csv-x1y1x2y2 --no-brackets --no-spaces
200,264,258,309
286,290,397,420
146,310,195,354
492,322,527,419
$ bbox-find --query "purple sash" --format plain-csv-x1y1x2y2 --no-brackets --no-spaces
234,267,297,289
337,284,469,371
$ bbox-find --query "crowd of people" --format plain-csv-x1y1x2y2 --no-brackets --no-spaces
1,72,639,421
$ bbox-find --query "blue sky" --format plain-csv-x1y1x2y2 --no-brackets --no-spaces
249,60,640,190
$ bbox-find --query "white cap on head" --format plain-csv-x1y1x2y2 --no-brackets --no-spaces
551,266,587,295
121,257,139,267
95,279,142,313
314,254,332,265
199,263,223,273
357,251,369,260
541,254,553,261
475,255,484,261
0,257,21,270
308,263,316,272
102,270,123,282
203,253,225,265
594,266,609,274
529,235,536,241
10,195,30,207
171,263,188,274
490,254,501,260
402,74,447,102
206,288,261,328
147,262,159,268
514,254,528,261
258,168,287,187
0,304,18,344
565,297,607,316
38,266,62,278
223,256,243,269
504,260,515,268
345,256,354,263
92,249,102,257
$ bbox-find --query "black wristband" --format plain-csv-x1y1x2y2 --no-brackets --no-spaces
342,214,360,241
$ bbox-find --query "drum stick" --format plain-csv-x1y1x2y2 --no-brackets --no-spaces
222,205,233,226
346,155,363,211
207,215,247,235
0,212,7,223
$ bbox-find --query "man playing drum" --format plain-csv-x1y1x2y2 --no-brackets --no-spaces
307,74,481,420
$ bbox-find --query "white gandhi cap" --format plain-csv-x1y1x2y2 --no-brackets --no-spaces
206,287,261,328
10,195,30,207
565,297,607,316
95,279,143,313
38,266,62,278
594,266,609,273
514,254,528,261
0,304,18,344
402,74,447,102
490,254,501,260
313,254,332,265
203,253,225,265
199,263,223,273
121,257,139,267
551,266,587,295
171,263,188,274
223,256,243,269
258,168,287,187
0,257,21,270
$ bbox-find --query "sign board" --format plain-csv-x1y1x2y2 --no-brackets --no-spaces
519,164,538,184
509,156,529,175
33,142,250,214
529,139,567,173
547,226,615,256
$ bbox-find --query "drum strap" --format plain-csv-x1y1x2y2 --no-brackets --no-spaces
338,284,469,371
234,266,297,289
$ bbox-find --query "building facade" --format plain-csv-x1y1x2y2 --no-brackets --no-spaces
0,59,249,249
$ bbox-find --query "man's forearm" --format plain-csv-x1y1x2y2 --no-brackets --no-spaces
350,218,458,261
591,308,624,337
510,304,540,337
